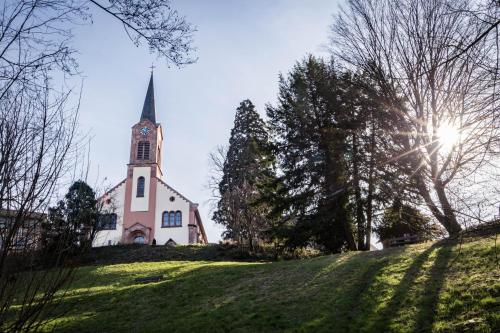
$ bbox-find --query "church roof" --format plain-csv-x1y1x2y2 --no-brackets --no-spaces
140,72,156,123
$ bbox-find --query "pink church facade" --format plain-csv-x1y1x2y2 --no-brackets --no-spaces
93,74,207,247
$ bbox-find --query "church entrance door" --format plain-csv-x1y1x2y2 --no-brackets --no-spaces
124,222,151,244
133,234,146,244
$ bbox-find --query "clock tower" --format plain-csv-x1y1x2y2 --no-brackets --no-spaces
122,72,163,243
128,72,163,177
93,72,208,247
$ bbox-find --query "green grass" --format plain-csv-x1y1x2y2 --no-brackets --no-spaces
39,236,499,332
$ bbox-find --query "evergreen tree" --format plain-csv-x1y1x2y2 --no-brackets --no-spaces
265,56,412,253
342,72,398,251
375,198,444,246
43,181,99,252
213,100,274,250
266,56,357,252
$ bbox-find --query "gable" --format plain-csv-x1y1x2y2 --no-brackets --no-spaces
156,178,193,204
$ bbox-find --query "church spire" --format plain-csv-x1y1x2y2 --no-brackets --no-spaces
140,72,156,123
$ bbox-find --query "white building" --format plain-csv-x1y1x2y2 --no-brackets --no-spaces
93,73,207,247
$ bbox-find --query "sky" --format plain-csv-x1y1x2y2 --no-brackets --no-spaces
72,0,343,242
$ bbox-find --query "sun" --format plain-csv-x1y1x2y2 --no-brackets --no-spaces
437,123,460,151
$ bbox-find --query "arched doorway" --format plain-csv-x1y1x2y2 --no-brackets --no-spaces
133,233,146,244
124,222,151,244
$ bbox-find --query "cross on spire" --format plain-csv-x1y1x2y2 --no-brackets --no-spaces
149,63,155,74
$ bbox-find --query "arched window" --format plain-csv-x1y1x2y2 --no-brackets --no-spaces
137,176,145,197
162,211,169,227
169,211,175,226
175,211,182,226
137,141,150,160
161,211,182,228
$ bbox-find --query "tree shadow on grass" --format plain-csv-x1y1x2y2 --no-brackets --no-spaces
413,242,455,332
38,244,458,333
39,254,384,332
311,249,406,332
366,240,456,332
175,251,402,333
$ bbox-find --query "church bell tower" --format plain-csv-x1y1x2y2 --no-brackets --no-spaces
122,72,163,244
129,72,163,176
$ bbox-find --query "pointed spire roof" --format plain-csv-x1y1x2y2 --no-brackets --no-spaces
140,72,156,123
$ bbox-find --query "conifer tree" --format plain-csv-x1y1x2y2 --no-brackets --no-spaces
43,181,99,253
342,73,398,251
266,56,357,252
213,100,274,250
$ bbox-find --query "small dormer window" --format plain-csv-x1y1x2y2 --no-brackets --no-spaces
137,141,150,160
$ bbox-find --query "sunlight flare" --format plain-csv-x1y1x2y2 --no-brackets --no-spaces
437,123,460,151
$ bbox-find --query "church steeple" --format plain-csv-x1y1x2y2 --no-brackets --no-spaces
140,72,156,123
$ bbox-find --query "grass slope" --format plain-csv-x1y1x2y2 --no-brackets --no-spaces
43,237,499,332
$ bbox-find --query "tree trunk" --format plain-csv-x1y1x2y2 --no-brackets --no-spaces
365,120,376,251
352,133,366,250
434,179,462,236
340,205,358,251
416,174,462,236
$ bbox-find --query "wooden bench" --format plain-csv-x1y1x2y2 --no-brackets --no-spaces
387,235,419,248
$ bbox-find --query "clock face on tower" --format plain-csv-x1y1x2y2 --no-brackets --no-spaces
139,126,150,136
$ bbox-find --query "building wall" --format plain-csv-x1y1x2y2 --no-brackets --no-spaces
93,181,126,247
130,167,151,212
154,181,191,245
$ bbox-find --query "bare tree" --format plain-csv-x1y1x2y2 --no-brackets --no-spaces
439,0,499,66
89,0,197,66
208,145,271,251
0,73,79,332
208,146,254,249
0,0,196,99
0,0,196,330
206,145,228,215
331,0,500,236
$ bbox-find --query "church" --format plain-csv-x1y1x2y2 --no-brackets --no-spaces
93,73,207,247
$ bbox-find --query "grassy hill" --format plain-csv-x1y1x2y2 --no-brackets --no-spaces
79,242,285,265
40,236,498,332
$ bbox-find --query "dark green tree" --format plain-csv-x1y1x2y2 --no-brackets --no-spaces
265,56,412,253
375,199,444,247
342,72,403,251
266,56,357,252
43,181,99,253
213,100,275,250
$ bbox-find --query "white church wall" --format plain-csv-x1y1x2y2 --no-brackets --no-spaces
130,167,150,212
154,181,190,245
93,181,126,247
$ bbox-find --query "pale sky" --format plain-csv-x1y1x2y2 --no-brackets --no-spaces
72,0,342,242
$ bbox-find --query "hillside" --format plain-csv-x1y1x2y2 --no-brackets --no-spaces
79,243,282,265
40,236,498,332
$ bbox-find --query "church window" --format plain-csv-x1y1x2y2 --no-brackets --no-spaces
161,211,182,228
137,177,145,197
137,143,143,159
162,211,170,227
97,213,117,230
137,141,150,160
169,196,175,202
175,211,182,226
